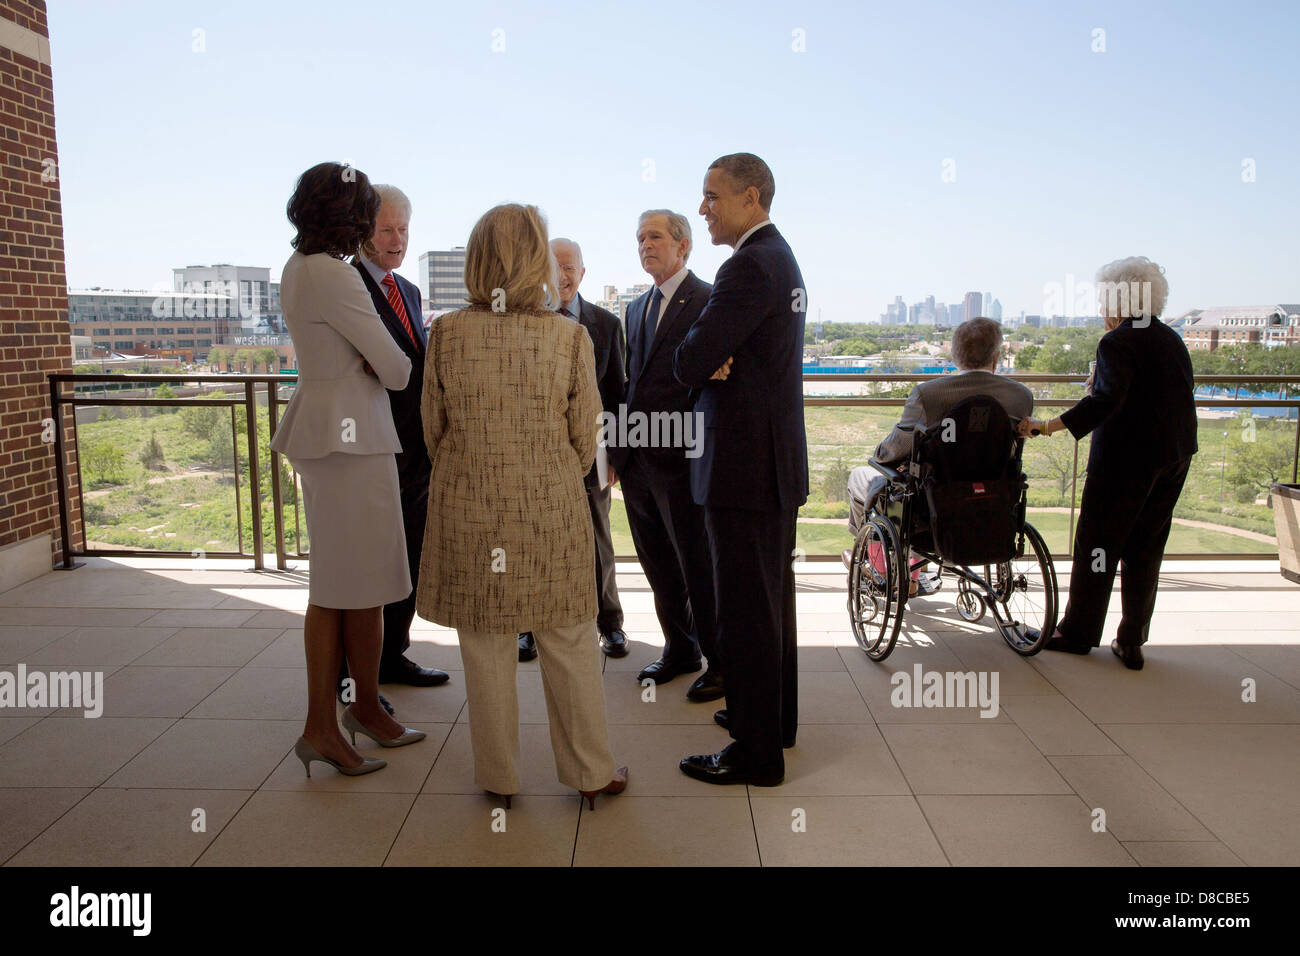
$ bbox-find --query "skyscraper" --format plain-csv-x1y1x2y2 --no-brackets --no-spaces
419,247,470,313
991,298,1003,321
964,291,983,321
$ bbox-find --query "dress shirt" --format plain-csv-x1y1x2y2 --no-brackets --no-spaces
734,218,772,251
648,265,689,325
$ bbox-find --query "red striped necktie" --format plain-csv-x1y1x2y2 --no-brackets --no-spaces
381,273,418,346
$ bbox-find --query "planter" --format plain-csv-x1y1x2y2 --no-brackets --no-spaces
1272,483,1300,584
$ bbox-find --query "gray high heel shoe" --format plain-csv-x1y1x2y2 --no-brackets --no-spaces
341,707,427,748
293,736,386,777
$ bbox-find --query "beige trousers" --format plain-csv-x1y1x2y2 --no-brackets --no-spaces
457,620,616,795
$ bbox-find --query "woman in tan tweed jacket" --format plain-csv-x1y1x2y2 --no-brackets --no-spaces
415,203,627,808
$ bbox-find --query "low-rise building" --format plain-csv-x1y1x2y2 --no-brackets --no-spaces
1179,305,1300,351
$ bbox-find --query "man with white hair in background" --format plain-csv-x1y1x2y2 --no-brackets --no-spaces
342,184,450,704
518,238,629,662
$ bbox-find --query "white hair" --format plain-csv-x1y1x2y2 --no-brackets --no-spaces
550,237,583,269
1095,256,1168,319
371,183,411,219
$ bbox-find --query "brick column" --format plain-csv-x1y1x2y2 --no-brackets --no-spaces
0,0,76,589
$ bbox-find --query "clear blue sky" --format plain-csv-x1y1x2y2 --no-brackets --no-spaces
49,0,1299,321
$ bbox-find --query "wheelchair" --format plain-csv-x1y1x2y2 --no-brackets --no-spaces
847,394,1059,662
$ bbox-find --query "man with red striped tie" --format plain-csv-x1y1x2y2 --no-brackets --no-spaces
341,184,449,709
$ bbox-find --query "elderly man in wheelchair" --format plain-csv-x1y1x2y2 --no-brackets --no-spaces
844,318,1059,661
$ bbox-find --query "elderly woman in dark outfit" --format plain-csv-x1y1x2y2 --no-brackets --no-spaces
1020,257,1198,670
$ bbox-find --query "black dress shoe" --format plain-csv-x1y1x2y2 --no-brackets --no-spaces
636,657,702,684
713,709,795,748
686,669,725,702
518,632,537,662
679,746,782,787
379,656,451,687
1035,629,1092,655
1111,639,1144,670
600,628,629,658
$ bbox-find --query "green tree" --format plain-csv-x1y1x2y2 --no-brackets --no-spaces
1228,430,1294,492
832,337,879,356
1015,344,1041,369
82,440,126,486
153,381,179,414
180,404,222,442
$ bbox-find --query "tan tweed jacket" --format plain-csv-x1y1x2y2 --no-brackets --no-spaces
414,307,600,632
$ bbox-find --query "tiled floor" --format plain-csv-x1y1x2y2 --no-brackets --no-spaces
1,557,1296,866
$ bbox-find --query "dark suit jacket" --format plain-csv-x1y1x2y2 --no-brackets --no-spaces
611,270,712,476
573,293,626,489
352,258,430,499
1060,317,1198,475
673,224,809,512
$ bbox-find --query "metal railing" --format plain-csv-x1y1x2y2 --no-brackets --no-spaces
49,372,295,570
47,371,1299,569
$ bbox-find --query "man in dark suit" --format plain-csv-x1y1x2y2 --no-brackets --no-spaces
518,238,629,661
609,209,722,702
344,185,449,700
673,153,808,786
1020,265,1198,671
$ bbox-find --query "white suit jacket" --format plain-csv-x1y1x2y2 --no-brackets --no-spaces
269,251,411,459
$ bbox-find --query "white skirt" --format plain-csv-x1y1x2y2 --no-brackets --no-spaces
292,452,412,609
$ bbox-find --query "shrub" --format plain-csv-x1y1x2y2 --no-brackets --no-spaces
139,430,165,470
820,456,852,502
154,382,179,413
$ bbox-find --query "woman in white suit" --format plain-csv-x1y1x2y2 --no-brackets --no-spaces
270,162,427,777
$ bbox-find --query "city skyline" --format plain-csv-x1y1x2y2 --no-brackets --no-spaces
47,1,1299,322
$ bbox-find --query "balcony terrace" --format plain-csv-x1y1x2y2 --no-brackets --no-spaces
1,554,1296,867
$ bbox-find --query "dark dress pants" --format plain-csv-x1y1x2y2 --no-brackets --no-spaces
704,505,799,774
1060,456,1191,648
620,457,719,669
589,479,624,634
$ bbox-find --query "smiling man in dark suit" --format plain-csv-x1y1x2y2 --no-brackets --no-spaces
610,209,722,702
519,238,628,662
674,153,808,786
345,184,449,699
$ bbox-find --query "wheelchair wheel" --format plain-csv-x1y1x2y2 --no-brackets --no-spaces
955,579,986,623
984,522,1057,656
848,515,903,661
